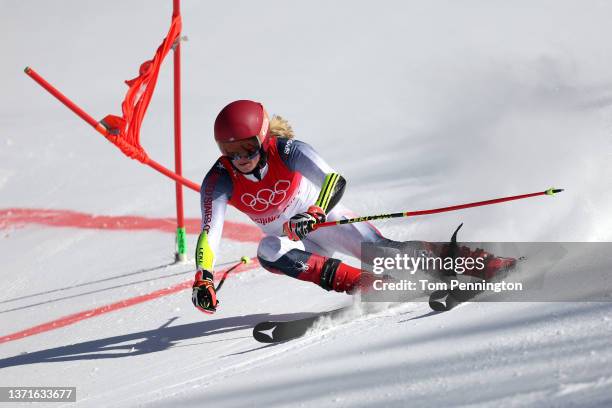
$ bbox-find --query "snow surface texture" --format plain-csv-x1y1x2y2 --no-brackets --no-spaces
2,0,612,407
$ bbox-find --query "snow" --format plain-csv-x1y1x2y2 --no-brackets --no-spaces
2,0,612,407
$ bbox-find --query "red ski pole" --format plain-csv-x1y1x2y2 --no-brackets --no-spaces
215,256,252,292
312,187,564,230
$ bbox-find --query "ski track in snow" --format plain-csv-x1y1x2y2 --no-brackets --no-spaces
109,302,423,407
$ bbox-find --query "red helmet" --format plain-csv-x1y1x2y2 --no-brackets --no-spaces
214,100,270,149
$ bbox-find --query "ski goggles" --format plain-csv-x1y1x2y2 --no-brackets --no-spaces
218,137,261,161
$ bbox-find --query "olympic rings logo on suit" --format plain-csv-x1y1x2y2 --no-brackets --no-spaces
240,180,292,212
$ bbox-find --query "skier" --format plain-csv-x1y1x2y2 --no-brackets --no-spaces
192,100,514,313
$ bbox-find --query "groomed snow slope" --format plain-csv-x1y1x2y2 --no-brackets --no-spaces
1,1,612,407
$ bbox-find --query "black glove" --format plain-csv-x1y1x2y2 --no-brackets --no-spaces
283,205,326,241
192,270,218,314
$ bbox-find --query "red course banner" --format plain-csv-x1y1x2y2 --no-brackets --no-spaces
100,14,183,163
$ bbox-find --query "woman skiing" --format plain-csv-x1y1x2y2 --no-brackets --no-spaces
192,100,513,313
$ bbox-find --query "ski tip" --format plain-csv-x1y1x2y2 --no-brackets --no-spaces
240,255,251,264
546,187,564,196
253,322,277,343
450,223,464,244
429,290,459,312
24,66,31,74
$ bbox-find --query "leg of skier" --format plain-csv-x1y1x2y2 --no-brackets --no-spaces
257,203,453,293
257,205,515,293
257,234,368,294
257,204,391,293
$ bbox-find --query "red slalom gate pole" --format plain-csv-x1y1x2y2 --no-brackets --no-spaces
147,158,199,191
24,67,109,137
313,188,565,230
172,0,187,262
24,66,201,193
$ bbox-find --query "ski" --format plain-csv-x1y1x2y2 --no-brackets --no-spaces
428,288,479,311
253,307,350,343
428,255,526,312
427,222,524,312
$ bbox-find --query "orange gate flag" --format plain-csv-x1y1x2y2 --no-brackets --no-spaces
100,14,182,163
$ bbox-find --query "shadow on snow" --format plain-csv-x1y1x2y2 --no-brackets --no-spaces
0,311,316,369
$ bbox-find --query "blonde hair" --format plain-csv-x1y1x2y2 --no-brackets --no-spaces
269,115,294,139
